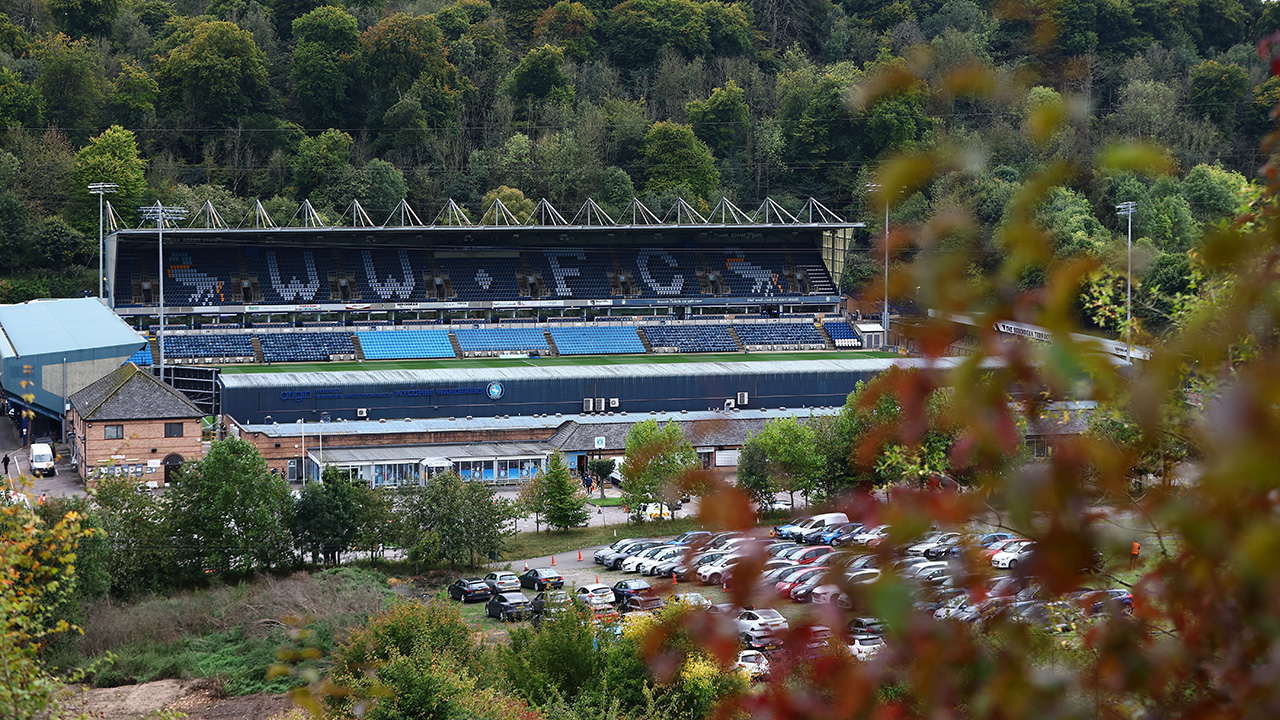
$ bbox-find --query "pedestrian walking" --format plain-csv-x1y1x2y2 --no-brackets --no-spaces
1,453,9,477
1130,540,1141,569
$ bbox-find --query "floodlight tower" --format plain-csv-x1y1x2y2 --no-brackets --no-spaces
88,183,118,298
139,202,188,381
1116,201,1137,364
865,183,893,332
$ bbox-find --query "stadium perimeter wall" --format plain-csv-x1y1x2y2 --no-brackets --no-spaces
218,357,969,425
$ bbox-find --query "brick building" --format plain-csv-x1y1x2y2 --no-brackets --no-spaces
67,363,206,486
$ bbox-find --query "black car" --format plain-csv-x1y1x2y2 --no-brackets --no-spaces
612,579,654,604
448,578,493,602
519,568,565,590
486,592,534,622
847,616,887,635
532,590,572,616
620,594,667,614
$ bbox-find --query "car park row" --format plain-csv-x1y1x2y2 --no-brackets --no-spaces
445,513,1132,680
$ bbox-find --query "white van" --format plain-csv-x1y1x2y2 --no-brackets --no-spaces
805,512,850,532
28,443,55,477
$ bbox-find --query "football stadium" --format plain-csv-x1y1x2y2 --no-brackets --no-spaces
13,195,927,483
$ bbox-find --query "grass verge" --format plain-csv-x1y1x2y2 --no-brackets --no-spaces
501,517,705,561
587,497,625,507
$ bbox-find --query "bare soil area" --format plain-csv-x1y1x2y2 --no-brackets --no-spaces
68,678,294,720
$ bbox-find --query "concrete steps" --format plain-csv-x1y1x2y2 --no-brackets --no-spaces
543,330,560,356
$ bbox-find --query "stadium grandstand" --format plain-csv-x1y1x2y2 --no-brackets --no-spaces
103,196,897,367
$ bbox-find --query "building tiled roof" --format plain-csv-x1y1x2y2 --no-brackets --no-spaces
69,363,203,421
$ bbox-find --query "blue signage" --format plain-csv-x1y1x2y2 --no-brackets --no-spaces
486,381,504,400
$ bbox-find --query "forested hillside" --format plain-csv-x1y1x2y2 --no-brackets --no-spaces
0,0,1272,330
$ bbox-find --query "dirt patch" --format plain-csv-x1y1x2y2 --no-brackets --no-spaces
69,678,294,720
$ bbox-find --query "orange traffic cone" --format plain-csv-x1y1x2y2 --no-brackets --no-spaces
578,550,583,562
551,555,556,566
595,575,600,584
524,560,529,571
672,573,678,586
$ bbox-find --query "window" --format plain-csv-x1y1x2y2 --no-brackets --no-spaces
164,422,183,438
104,425,123,440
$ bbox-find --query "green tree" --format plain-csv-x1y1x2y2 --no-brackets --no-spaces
31,32,106,138
603,0,711,67
34,217,93,268
496,0,549,43
1188,59,1250,132
1182,163,1247,224
398,471,516,566
734,441,774,509
516,464,550,532
480,185,535,222
0,68,43,128
90,475,175,597
47,0,120,38
291,5,362,129
292,128,353,199
541,451,589,530
587,457,615,499
533,1,598,59
74,125,148,199
155,20,273,130
620,419,697,516
106,62,158,128
748,415,821,507
166,437,295,577
642,121,720,201
0,500,97,720
360,13,457,120
685,80,749,159
292,466,364,564
505,44,574,106
361,159,408,218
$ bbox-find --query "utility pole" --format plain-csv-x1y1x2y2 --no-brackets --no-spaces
865,183,895,339
139,202,188,384
89,183,118,298
1116,201,1137,364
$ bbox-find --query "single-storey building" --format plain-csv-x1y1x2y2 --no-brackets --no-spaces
67,363,206,486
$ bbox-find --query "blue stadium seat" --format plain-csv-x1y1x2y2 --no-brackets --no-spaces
162,334,255,360
823,320,861,348
259,332,355,363
732,322,825,349
549,326,646,355
356,330,456,360
642,324,738,353
127,347,153,366
454,328,549,354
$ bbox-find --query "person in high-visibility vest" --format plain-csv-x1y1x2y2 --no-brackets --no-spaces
1130,540,1141,569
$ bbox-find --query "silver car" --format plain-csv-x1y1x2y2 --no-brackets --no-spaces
484,571,520,593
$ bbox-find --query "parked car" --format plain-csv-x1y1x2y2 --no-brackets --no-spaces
766,541,800,557
830,523,867,547
1069,588,1135,616
622,544,676,573
486,592,533,622
612,579,654,604
722,558,797,590
736,608,789,649
847,616,887,635
735,650,771,680
594,537,649,565
670,551,729,581
992,540,1037,569
791,573,832,602
631,503,675,521
982,537,1027,560
813,522,863,546
905,531,956,556
975,532,1015,547
793,513,852,543
636,546,685,575
531,590,571,617
695,553,742,585
448,578,493,602
587,600,621,623
669,530,712,546
917,533,963,559
519,568,564,590
853,525,890,545
775,566,827,599
833,570,882,609
620,594,666,614
772,516,813,540
575,583,615,605
28,443,55,477
847,633,886,660
600,540,665,570
670,592,712,609
484,571,520,594
792,545,835,565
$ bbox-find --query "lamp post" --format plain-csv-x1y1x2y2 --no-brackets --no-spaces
139,202,187,383
297,418,306,484
865,183,893,335
1116,201,1137,364
89,183,118,299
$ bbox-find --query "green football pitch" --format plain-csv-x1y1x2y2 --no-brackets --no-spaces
219,350,900,374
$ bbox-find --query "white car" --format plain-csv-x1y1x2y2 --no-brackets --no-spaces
621,544,673,573
992,541,1036,569
636,546,684,575
848,633,885,660
696,553,742,585
822,569,881,607
575,583,614,605
670,592,712,609
906,531,959,556
735,607,789,637
903,561,951,579
853,525,890,545
735,650,771,679
484,571,520,593
934,593,971,619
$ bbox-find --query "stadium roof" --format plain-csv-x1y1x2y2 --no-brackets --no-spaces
219,357,969,391
0,298,142,358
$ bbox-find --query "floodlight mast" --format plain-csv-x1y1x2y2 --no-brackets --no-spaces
1116,201,1137,364
140,202,188,382
89,183,119,299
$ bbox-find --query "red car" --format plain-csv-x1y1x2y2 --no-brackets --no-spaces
775,566,827,598
983,538,1027,560
793,546,835,565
